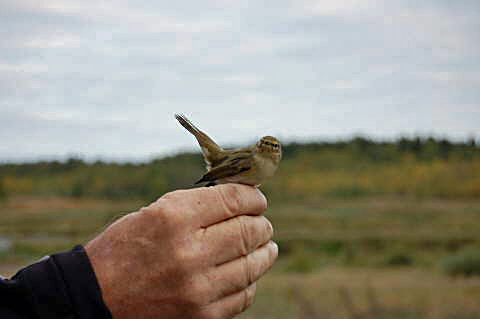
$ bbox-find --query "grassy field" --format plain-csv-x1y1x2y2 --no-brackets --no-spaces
1,195,480,318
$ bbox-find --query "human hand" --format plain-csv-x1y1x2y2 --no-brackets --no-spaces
85,184,277,319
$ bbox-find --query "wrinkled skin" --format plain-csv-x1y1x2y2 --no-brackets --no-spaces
85,184,278,319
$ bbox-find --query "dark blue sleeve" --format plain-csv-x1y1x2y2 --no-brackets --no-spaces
0,245,112,319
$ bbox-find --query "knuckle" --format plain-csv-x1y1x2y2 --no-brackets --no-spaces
149,198,181,228
243,285,256,311
236,216,253,255
171,245,188,265
171,243,197,271
157,195,178,214
216,184,243,215
261,216,274,239
138,205,156,217
242,254,254,286
165,266,205,307
170,240,207,278
137,205,172,234
234,216,273,256
141,200,166,218
183,277,208,307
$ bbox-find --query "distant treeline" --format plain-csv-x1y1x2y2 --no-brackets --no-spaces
1,137,479,201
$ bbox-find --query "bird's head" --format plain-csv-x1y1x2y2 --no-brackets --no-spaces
256,136,282,157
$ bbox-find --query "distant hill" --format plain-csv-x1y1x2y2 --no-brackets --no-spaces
1,137,479,201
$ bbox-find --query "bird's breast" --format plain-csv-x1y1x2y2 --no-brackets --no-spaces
253,153,279,180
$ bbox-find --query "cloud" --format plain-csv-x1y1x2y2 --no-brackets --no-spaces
292,0,379,17
0,0,479,161
0,62,49,73
23,35,85,49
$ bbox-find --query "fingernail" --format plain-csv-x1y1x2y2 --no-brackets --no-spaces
255,188,268,206
245,283,257,308
270,241,278,256
266,218,274,236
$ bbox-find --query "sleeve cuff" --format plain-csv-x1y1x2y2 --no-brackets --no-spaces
14,245,112,319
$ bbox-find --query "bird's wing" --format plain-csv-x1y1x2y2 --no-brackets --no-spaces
175,114,224,167
210,145,254,167
195,154,253,184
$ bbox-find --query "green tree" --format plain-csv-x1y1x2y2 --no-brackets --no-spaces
0,178,6,201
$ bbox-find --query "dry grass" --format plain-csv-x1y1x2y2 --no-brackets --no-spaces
0,196,141,270
1,196,480,318
239,268,480,319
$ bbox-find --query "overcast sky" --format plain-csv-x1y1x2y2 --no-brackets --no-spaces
1,0,479,162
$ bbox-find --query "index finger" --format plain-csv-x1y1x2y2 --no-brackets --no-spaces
190,184,268,227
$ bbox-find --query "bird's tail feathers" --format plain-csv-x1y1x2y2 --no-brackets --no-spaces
174,113,223,159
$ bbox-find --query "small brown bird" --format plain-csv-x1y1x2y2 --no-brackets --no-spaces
175,114,282,186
